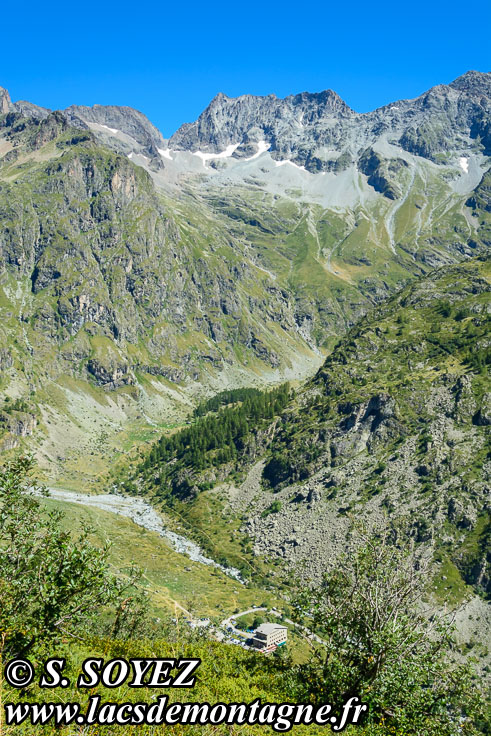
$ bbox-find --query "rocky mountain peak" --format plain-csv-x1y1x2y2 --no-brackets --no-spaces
449,70,491,95
168,86,355,153
0,86,12,115
167,71,490,175
290,88,353,115
4,73,490,178
63,103,167,159
14,100,50,119
0,87,50,119
207,91,235,106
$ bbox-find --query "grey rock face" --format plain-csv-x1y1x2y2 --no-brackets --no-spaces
87,358,135,389
13,100,50,120
473,393,491,426
449,70,491,95
0,88,50,120
63,104,167,162
170,89,352,157
0,87,12,115
0,348,13,371
168,71,491,174
358,148,408,199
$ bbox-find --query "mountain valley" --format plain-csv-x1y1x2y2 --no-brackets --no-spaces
0,71,489,483
0,75,489,670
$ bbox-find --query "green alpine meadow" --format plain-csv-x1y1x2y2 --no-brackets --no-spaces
0,70,489,734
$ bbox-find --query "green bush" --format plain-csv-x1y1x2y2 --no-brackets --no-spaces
261,500,282,518
289,522,486,735
0,457,145,658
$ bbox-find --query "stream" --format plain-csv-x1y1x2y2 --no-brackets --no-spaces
43,487,244,584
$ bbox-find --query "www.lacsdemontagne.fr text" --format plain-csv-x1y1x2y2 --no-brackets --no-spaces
4,696,368,732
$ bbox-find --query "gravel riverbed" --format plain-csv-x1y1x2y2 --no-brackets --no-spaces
43,487,244,583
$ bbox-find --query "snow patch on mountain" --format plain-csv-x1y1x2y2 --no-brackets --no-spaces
193,143,240,165
128,152,149,162
244,140,271,161
158,148,173,160
275,159,307,172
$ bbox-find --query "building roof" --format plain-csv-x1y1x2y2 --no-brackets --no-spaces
255,623,288,635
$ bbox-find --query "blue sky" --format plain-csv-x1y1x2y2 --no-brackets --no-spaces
2,0,489,137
